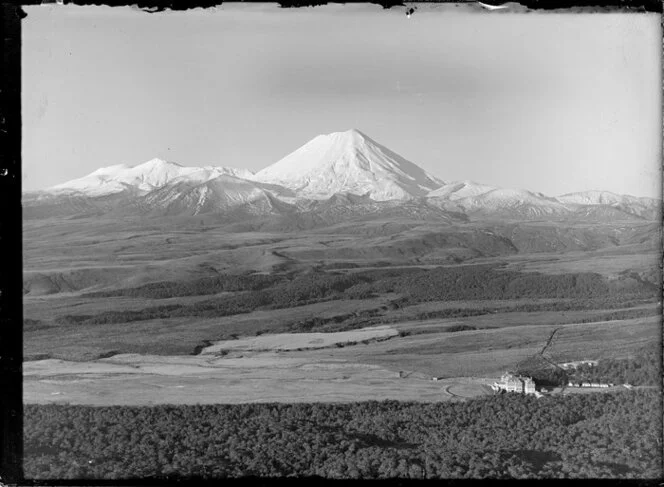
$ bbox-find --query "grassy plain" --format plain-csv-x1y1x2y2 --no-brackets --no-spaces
23,313,658,405
22,215,661,405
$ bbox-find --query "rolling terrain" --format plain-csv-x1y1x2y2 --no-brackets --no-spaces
22,130,662,406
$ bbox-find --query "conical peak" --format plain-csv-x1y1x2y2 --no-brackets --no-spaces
327,129,368,141
319,129,369,145
254,129,444,201
302,130,379,158
338,128,366,137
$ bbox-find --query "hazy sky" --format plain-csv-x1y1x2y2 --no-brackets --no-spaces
23,4,661,197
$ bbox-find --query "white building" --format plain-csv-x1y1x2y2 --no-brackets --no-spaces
559,360,598,370
491,373,537,395
568,381,613,388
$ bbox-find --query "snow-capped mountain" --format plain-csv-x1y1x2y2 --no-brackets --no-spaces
425,182,660,221
556,190,656,207
427,183,570,219
253,129,444,201
134,174,292,217
462,188,571,218
427,181,499,201
23,131,660,223
557,191,660,220
45,158,254,197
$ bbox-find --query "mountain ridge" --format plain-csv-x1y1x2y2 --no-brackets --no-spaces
44,158,255,197
24,130,660,223
253,129,445,201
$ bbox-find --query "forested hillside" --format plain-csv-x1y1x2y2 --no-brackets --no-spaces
24,390,661,479
567,345,662,386
55,266,657,328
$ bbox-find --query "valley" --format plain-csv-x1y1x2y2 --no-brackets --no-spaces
19,130,662,482
22,130,661,407
18,3,663,476
23,211,660,406
23,311,658,406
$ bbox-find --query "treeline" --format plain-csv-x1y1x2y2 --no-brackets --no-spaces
53,295,659,331
407,303,659,326
24,390,661,479
85,273,283,299
347,266,617,301
511,344,662,389
59,273,375,326
286,300,659,336
56,266,657,328
568,346,662,387
84,265,654,302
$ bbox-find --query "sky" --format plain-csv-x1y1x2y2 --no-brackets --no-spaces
23,4,661,198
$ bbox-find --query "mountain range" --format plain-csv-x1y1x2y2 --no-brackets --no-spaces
23,129,661,223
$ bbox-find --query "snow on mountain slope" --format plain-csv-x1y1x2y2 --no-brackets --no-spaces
556,190,657,206
47,158,254,196
301,193,462,225
466,188,562,206
24,133,660,223
447,187,571,219
136,174,288,216
425,184,655,221
557,191,660,219
568,204,647,222
253,129,444,201
427,180,498,200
